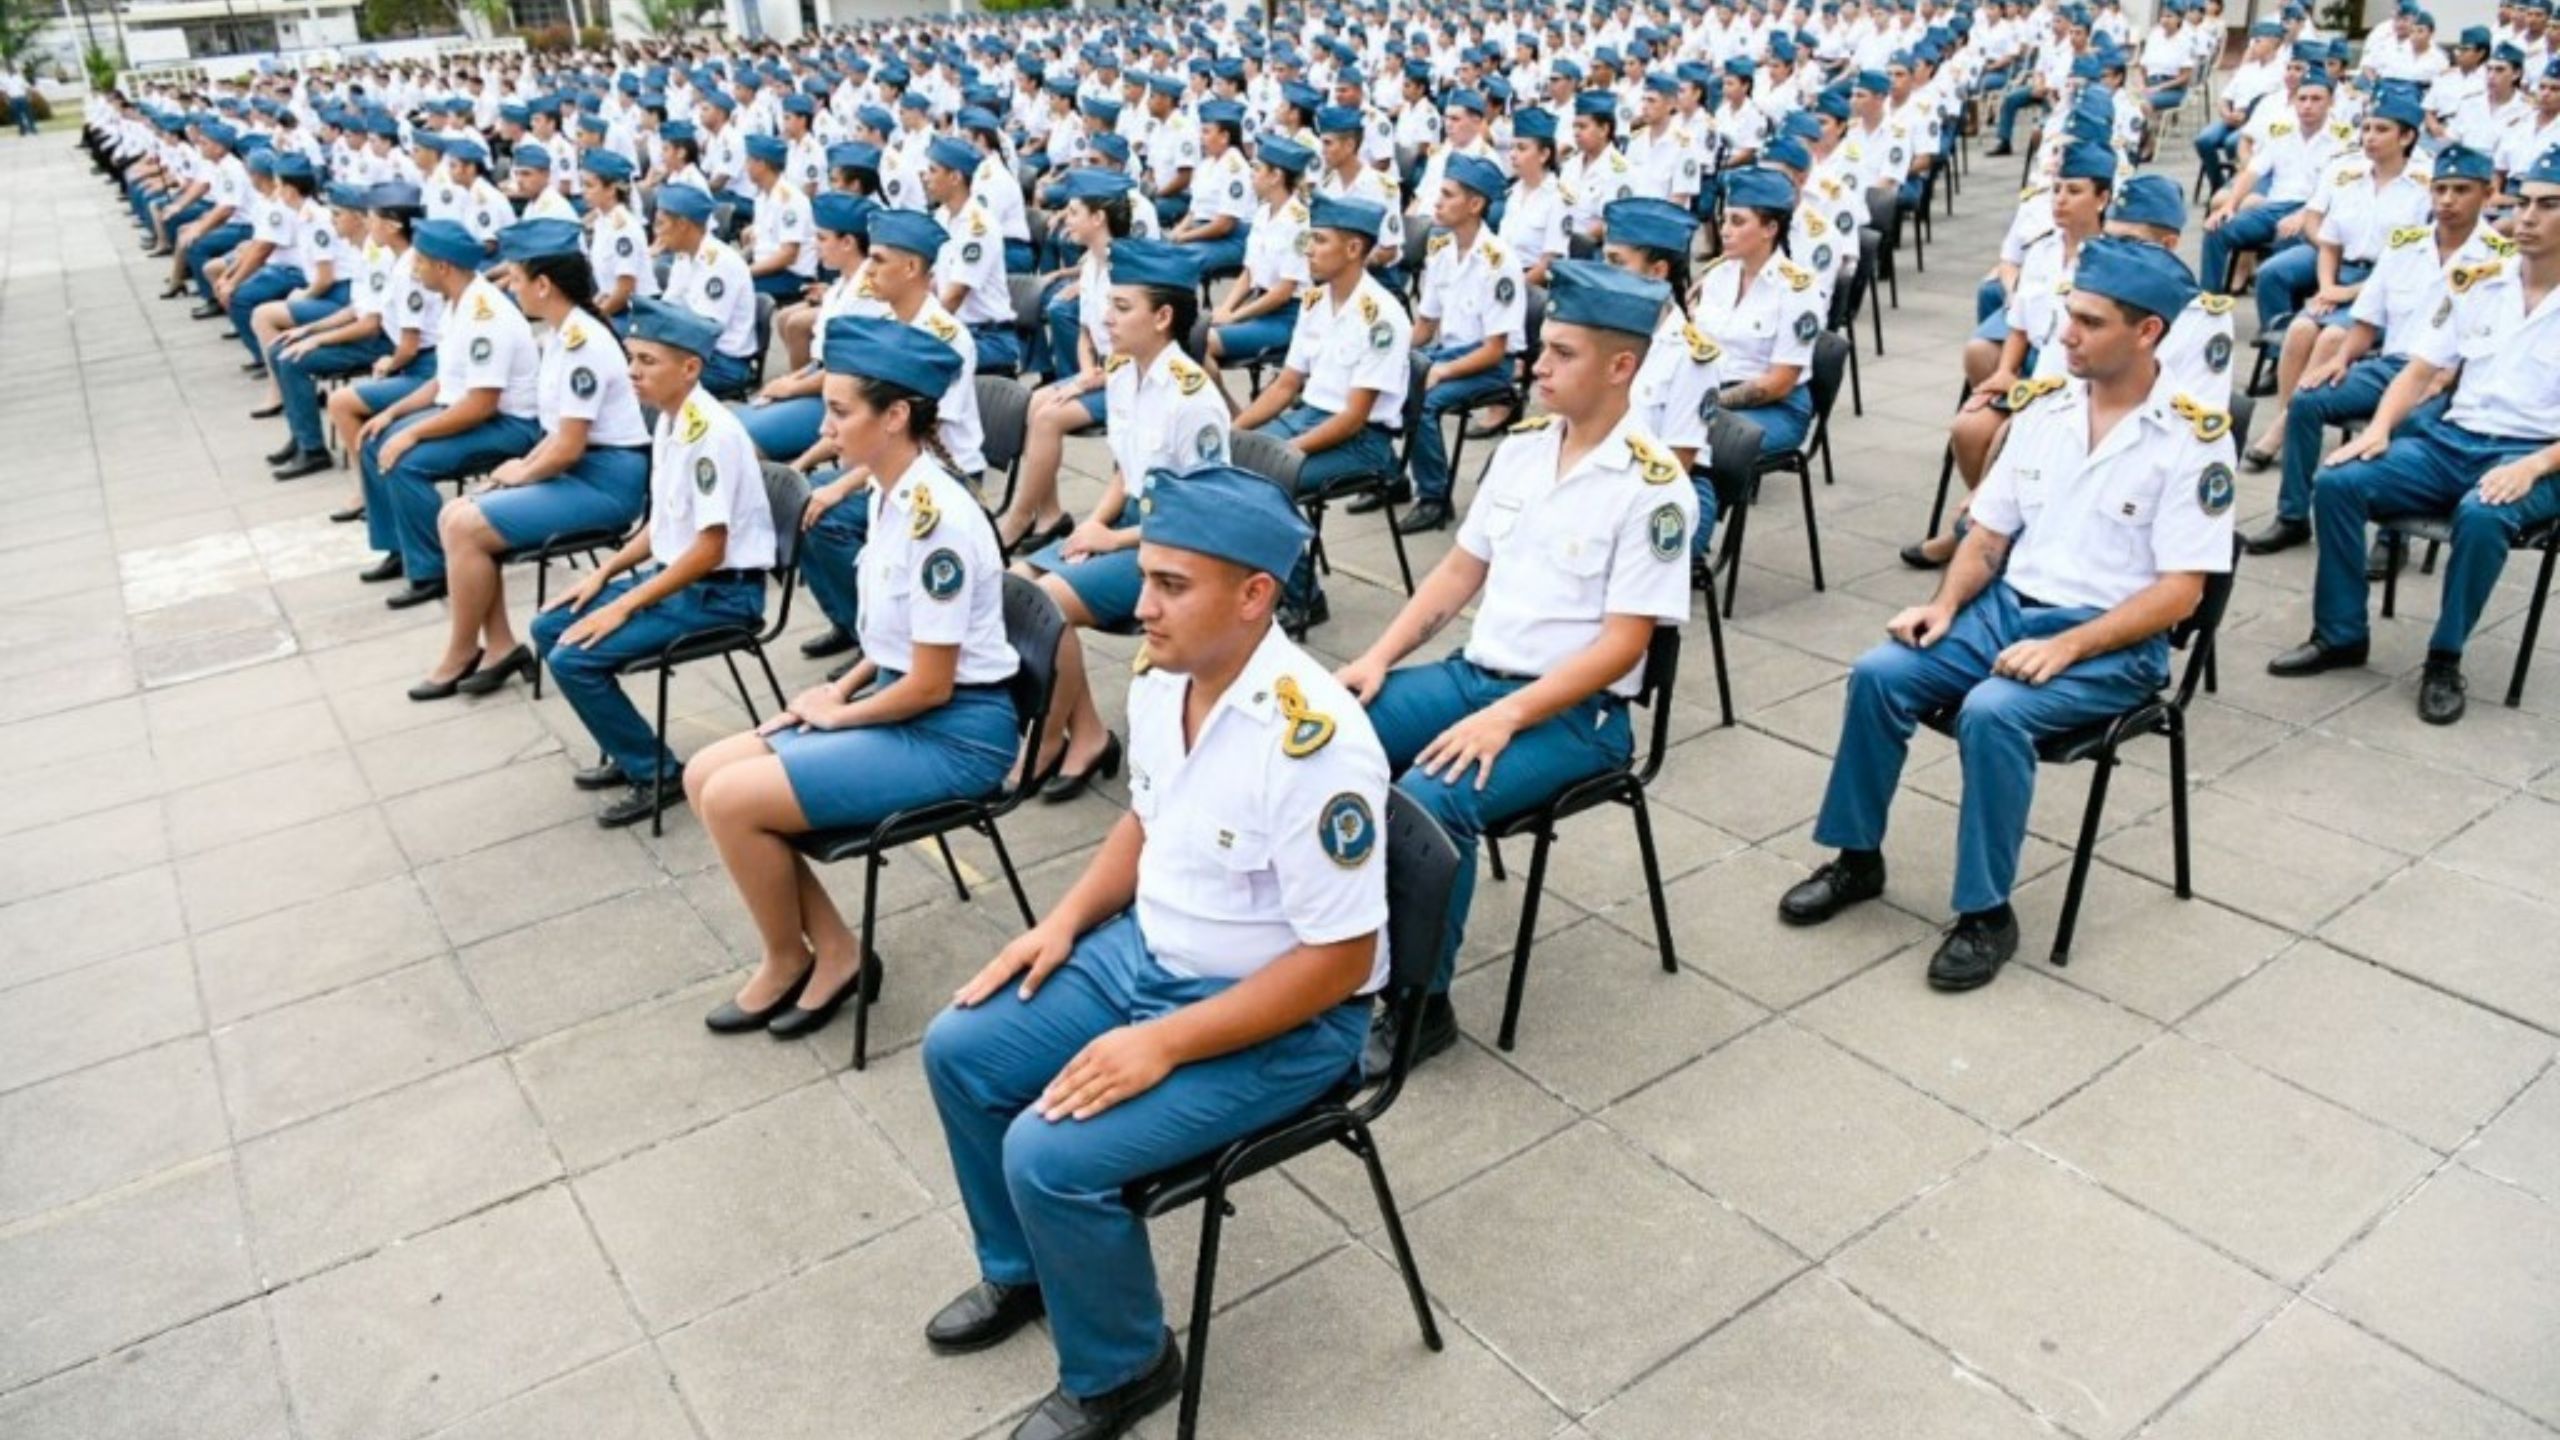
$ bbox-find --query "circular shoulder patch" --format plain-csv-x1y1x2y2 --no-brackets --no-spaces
2197,462,2235,518
1495,275,1517,305
407,290,424,312
962,240,984,264
2205,333,2233,374
1195,422,1225,462
1648,502,1687,560
1368,320,1393,351
921,546,966,601
1229,178,1245,198
705,276,726,300
1318,791,1377,868
1792,311,1820,344
371,272,389,292
469,336,493,364
1813,244,1833,271
616,235,634,257
694,456,718,494
2433,295,2453,327
569,366,598,399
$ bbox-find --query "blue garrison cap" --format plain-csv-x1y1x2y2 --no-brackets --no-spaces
2065,104,2115,147
926,135,980,175
957,105,1002,135
1257,134,1316,173
2109,173,2185,232
1854,68,1891,93
325,180,369,209
2373,86,2425,128
2525,146,2560,186
1053,166,1137,203
660,119,698,145
445,136,489,168
657,183,715,224
2291,39,2328,64
1765,132,1813,171
1513,108,1558,143
1573,91,1618,118
2459,22,2492,45
867,207,948,258
1604,197,1699,254
744,132,787,167
1082,95,1124,124
821,315,962,395
2059,139,2118,182
2249,18,2283,36
1137,465,1312,581
1309,194,1386,238
1108,237,1205,290
1315,104,1364,135
812,191,877,237
497,217,584,263
1090,133,1133,164
412,219,482,269
367,181,424,213
271,152,317,186
1544,257,1670,338
825,140,882,173
2494,41,2526,66
1721,165,1798,213
629,296,720,357
513,142,551,172
2432,143,2495,182
2072,235,2199,319
1445,153,1505,200
1143,70,1184,97
200,121,239,148
1199,99,1247,130
581,147,634,183
1815,88,1852,122
1447,87,1488,115
698,88,736,113
2296,64,2335,93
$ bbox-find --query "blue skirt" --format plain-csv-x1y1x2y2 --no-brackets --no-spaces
1025,516,1143,624
768,674,1019,831
477,446,650,550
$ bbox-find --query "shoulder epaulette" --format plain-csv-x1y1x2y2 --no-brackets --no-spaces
2482,232,2517,257
2387,225,2428,249
1683,323,1721,364
2171,392,2230,442
1776,260,1813,291
2199,293,2236,315
1167,353,1208,395
2450,259,2502,293
1508,413,1556,433
1427,230,1452,255
2007,375,2066,411
1106,351,1133,372
1628,433,1681,485
1273,675,1335,757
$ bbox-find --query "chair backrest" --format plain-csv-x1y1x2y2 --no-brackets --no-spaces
2227,392,2257,460
1359,789,1464,1114
2169,539,2243,709
1829,242,1872,331
1806,332,1851,428
1703,408,1764,519
1865,185,1902,249
1628,623,1685,785
1230,427,1306,498
1024,206,1050,252
998,573,1070,801
976,374,1033,478
761,462,812,576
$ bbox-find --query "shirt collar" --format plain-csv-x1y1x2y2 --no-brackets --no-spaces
1205,623,1303,728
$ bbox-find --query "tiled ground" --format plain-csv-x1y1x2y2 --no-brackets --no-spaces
2,125,2556,1440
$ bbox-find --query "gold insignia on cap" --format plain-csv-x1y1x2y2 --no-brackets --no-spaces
1275,675,1336,758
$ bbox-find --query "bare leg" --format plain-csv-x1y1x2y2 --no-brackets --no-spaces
326,386,369,507
687,738,823,1007
1032,574,1110,776
436,498,514,676
1000,389,1085,545
778,303,817,372
1961,336,2000,388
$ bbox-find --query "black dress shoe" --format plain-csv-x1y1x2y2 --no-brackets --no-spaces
219,330,239,341
265,441,301,466
798,623,856,659
572,757,630,791
249,401,281,418
926,1280,1047,1354
358,553,404,584
1927,912,2021,991
405,650,483,702
1899,541,1948,570
1778,856,1886,926
2266,635,2368,677
1279,590,1330,641
2242,517,2311,555
2418,656,2468,726
767,956,884,1039
1010,1333,1182,1440
1361,992,1458,1078
2240,446,2278,473
1003,512,1075,558
158,281,186,299
596,780,679,829
704,968,813,1033
1393,498,1454,535
455,643,535,696
1039,731,1122,804
385,579,447,610
189,302,222,319
1343,479,1412,515
2366,534,2403,581
273,450,335,481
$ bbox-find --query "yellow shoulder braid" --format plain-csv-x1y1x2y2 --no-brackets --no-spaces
2172,393,2231,442
1683,323,1721,363
2199,293,2236,315
2450,260,2502,294
1274,676,1336,758
1628,434,1680,486
909,482,941,540
1509,413,1556,432
2007,375,2066,411
2387,225,2429,250
1168,354,1208,396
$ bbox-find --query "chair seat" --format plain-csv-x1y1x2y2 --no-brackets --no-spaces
496,526,627,566
1484,766,1641,842
1918,694,2174,764
607,623,764,676
2382,513,2560,550
1121,1090,1361,1219
792,791,1010,863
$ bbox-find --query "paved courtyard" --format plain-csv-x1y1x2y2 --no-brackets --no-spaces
1,130,2557,1440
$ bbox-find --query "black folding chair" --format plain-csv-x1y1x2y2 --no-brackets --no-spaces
1714,333,1848,618
788,575,1066,1069
1120,791,1459,1440
974,374,1033,519
1866,185,1904,310
1827,243,1875,414
1479,625,1686,1050
502,501,649,702
2378,513,2560,710
1688,411,1753,726
1279,379,1421,599
1917,542,2241,965
1002,273,1047,381
607,463,809,836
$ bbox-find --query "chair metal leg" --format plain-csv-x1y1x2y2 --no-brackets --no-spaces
532,560,551,700
1702,578,1735,726
1495,825,1553,1051
2050,753,2116,966
753,643,787,710
1349,1123,1443,1351
1485,836,1506,882
1798,465,1827,592
1927,440,1956,535
1845,330,1865,416
720,651,758,722
2381,530,2405,617
984,819,1037,926
1720,497,1750,619
1870,276,1886,355
1629,793,1678,971
854,851,883,1070
1378,492,1417,593
2167,713,2193,898
1172,1181,1228,1440
933,832,971,902
650,670,674,838
2506,540,2557,707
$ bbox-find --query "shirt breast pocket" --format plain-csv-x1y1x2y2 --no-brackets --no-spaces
1547,528,1612,587
1193,820,1278,920
2098,477,2160,568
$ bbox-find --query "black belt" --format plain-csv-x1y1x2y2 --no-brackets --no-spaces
707,568,767,584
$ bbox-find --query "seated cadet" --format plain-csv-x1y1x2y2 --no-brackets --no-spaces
1313,105,1408,271
1166,100,1253,278
795,209,989,664
286,184,440,490
2268,148,2560,726
742,133,820,302
1691,168,1824,472
579,151,656,330
1336,260,1697,1067
921,466,1384,1440
505,144,579,223
1012,240,1231,801
1003,171,1134,552
190,144,278,322
2246,85,2429,346
533,298,779,829
1498,108,1573,289
352,218,543,608
1779,240,2235,990
1203,135,1314,368
1602,200,1724,551
739,193,881,464
219,153,324,372
684,318,1019,1039
922,135,1024,374
246,180,360,416
2199,66,2352,299
1229,196,1413,634
169,121,251,305
2244,146,2504,556
652,183,763,398
411,219,653,701
1389,155,1528,536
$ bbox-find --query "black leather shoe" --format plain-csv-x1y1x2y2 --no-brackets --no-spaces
2265,635,2369,677
241,361,267,376
1039,731,1122,804
1362,992,1458,1077
2418,657,2468,726
571,757,630,791
2242,517,2311,555
455,643,535,696
1393,498,1454,534
406,650,482,702
384,579,447,610
704,967,813,1033
2240,446,2278,474
1926,912,2021,991
329,503,366,523
358,553,404,584
596,781,678,829
1898,540,1948,570
1008,1332,1182,1440
265,441,301,466
1779,856,1886,926
767,955,883,1039
272,450,335,480
1343,479,1412,515
926,1280,1047,1354
189,302,222,319
1279,590,1330,641
2366,535,2403,581
248,401,280,419
798,623,856,659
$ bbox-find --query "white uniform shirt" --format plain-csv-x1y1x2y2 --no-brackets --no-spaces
2350,223,2510,359
1284,272,1413,428
903,300,989,477
650,387,778,568
433,274,539,417
349,240,395,318
856,453,1016,681
1417,226,1528,353
1315,163,1407,256
1692,254,1823,390
1971,370,2238,611
1243,196,1313,292
663,236,759,361
1559,144,1637,238
539,313,651,447
2412,252,2560,442
587,205,658,302
1497,174,1572,269
1126,623,1392,992
1456,411,1700,698
384,248,446,348
1192,147,1257,225
931,201,1015,327
1104,346,1233,488
751,179,819,279
1625,121,1707,201
2254,113,2360,203
1632,310,1725,458
2311,159,2434,264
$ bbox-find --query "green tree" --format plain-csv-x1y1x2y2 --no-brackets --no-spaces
463,0,511,33
622,0,697,37
0,0,52,75
360,0,460,40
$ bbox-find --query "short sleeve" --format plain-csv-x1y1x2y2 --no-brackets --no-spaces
1604,480,1699,623
1344,307,1410,396
2347,257,2393,329
687,424,748,533
1770,284,1821,370
1282,303,1320,376
1970,418,2030,538
557,351,605,423
1416,255,1447,322
1485,257,1528,345
907,537,974,645
2149,433,2239,575
1266,718,1391,950
2409,286,2461,369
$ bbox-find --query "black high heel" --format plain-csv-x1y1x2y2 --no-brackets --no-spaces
1039,730,1123,804
455,643,535,696
1002,511,1075,559
766,954,884,1039
706,963,817,1034
406,650,484,702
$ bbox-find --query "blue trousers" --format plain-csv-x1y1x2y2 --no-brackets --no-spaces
751,270,810,302
739,393,824,460
1253,404,1401,613
1408,344,1520,505
971,321,1023,376
922,911,1366,1399
1995,87,2048,147
1150,192,1191,229
228,265,305,365
2199,200,2302,298
1974,274,2007,325
1212,308,1296,365
350,355,438,415
10,95,34,137
2252,250,2366,336
1813,583,2170,913
1175,226,1248,279
186,222,251,302
531,571,770,784
2310,411,2560,656
360,409,546,581
1729,387,1813,460
701,349,756,396
1042,284,1082,381
2276,354,2404,523
2193,119,2240,190
801,482,870,638
1005,238,1037,274
284,289,350,326
272,335,398,454
1365,656,1632,991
